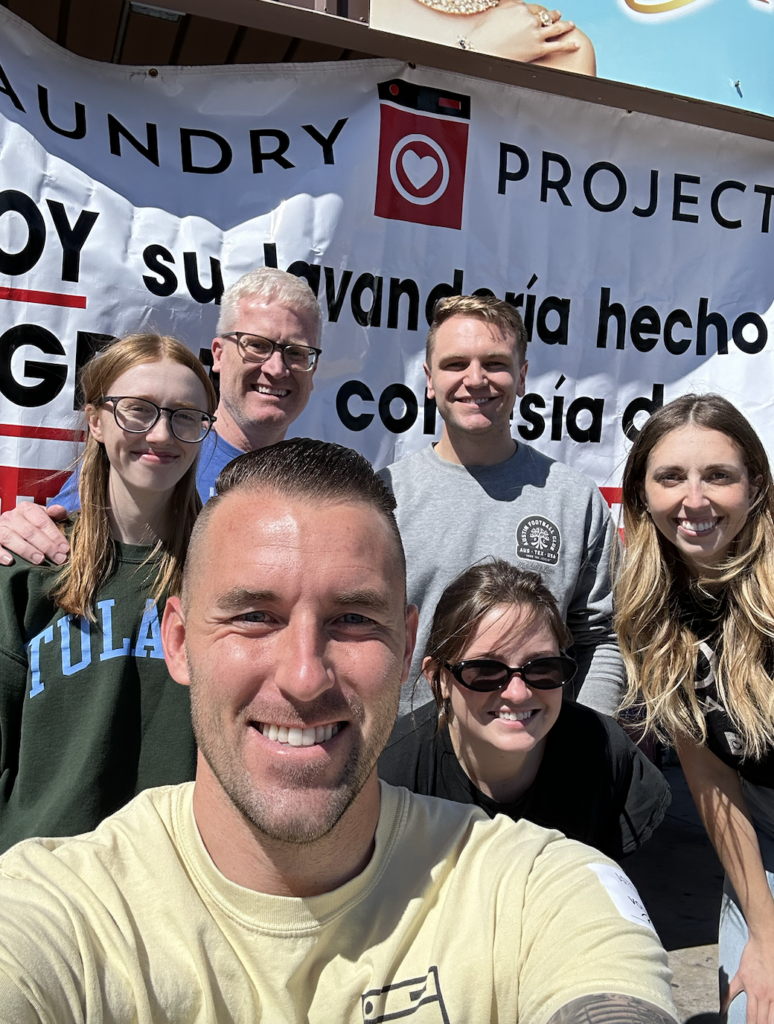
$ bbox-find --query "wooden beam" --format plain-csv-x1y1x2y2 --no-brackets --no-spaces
111,0,130,62
168,11,191,63
57,0,71,46
225,24,246,62
282,36,300,61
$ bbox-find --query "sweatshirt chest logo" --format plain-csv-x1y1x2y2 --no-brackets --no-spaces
516,516,561,565
25,598,164,698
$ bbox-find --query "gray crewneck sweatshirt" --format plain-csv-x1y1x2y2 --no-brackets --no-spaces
380,443,624,717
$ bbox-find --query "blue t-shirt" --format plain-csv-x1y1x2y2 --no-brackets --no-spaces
52,431,244,511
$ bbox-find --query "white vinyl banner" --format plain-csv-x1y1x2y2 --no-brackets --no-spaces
0,7,772,512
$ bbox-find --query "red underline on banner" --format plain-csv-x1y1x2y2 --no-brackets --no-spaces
0,286,87,309
0,424,86,442
0,465,72,510
599,486,623,507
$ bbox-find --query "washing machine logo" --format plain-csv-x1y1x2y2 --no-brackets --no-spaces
375,80,470,230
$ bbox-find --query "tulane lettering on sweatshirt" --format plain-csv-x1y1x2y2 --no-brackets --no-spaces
26,597,164,698
0,539,197,851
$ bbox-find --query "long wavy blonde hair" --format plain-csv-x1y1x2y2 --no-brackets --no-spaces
52,334,217,619
616,394,774,758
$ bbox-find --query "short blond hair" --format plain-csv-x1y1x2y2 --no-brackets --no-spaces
425,295,527,365
217,267,322,343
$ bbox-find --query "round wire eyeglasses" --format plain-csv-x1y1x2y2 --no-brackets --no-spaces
98,397,216,443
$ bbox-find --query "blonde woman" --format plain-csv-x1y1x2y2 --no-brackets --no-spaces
0,334,217,853
372,0,596,75
617,394,774,1023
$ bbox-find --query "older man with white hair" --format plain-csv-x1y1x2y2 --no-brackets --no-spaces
0,267,322,564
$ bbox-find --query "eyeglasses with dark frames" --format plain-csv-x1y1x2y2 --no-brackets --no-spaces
98,397,216,444
444,655,577,692
220,333,321,372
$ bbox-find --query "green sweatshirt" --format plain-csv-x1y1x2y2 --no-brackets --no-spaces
0,541,196,853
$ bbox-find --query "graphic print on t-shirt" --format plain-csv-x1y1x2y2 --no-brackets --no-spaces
695,641,744,758
361,966,448,1022
516,516,561,565
695,642,718,696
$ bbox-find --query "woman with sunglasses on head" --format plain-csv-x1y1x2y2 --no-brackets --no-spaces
0,334,217,853
617,394,774,1023
379,559,669,859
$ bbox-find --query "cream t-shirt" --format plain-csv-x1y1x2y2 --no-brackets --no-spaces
0,782,675,1023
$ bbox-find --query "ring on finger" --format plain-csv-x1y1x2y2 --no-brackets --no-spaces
537,9,553,26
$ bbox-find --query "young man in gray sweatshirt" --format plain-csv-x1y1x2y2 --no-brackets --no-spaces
379,294,623,717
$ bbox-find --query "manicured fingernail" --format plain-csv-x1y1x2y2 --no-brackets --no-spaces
0,555,11,566
53,552,67,565
31,553,43,564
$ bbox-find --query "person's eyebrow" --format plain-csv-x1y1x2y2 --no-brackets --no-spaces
238,333,315,348
438,350,509,362
651,462,739,473
212,588,393,616
331,590,393,616
130,395,204,410
215,588,279,612
467,647,558,663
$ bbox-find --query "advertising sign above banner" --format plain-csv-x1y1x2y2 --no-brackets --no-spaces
0,7,772,513
370,0,774,119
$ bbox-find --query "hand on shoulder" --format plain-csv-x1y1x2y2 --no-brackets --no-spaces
0,503,70,567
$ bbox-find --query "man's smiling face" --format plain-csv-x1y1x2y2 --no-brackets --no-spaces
211,298,319,448
424,315,527,444
164,489,415,844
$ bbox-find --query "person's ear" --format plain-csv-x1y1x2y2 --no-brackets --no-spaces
423,361,435,401
516,359,528,398
162,597,191,687
424,656,448,700
211,336,224,373
749,474,763,504
402,605,419,686
85,404,104,443
310,333,320,382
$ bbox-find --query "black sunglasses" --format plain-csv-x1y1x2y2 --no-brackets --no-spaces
444,655,577,692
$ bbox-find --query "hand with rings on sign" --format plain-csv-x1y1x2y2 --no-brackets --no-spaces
381,0,596,75
473,0,595,70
